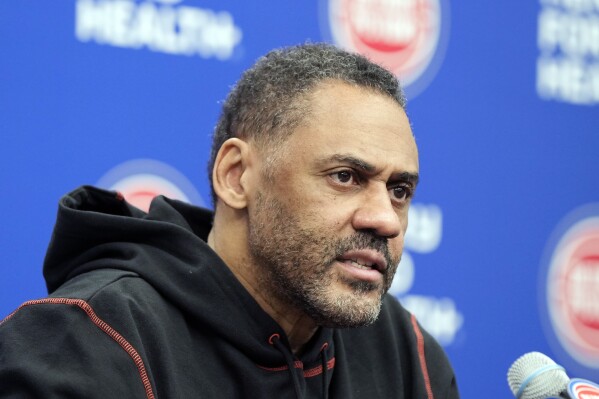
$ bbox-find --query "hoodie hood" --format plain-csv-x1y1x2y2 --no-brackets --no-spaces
43,186,333,370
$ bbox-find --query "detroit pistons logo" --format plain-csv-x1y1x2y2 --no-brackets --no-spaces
97,159,204,212
321,0,449,97
568,378,599,399
542,205,599,374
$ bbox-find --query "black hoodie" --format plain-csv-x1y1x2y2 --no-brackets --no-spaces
0,186,459,398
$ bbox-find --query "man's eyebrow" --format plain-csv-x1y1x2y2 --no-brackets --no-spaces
324,154,377,172
318,154,419,184
391,171,420,186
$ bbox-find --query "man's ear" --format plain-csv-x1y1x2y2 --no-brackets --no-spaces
212,138,253,209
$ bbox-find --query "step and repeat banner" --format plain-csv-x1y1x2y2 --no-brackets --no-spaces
1,1,598,397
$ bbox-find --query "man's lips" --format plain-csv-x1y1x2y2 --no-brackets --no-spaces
336,249,387,274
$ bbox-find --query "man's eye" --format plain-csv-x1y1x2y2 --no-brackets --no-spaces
331,170,355,184
390,185,412,201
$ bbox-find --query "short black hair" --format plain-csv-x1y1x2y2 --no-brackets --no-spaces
208,43,406,205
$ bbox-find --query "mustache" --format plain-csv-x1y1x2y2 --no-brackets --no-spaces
332,231,394,270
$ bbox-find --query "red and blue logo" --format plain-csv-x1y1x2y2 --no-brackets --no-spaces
319,0,450,98
540,204,599,379
568,378,599,399
97,159,205,212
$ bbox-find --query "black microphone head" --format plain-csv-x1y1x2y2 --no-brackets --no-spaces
507,352,570,399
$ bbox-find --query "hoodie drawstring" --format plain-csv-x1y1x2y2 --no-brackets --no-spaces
268,334,331,399
269,334,303,399
320,343,329,399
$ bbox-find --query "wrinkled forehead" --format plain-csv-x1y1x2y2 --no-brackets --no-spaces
301,79,406,120
285,81,419,174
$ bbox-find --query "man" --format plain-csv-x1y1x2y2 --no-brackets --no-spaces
0,44,459,398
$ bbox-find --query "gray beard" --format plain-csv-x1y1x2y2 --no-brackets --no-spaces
247,192,399,328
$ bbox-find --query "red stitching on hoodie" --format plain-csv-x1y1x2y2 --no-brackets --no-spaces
1,298,156,399
257,358,336,378
303,358,336,378
410,313,434,399
268,333,281,345
258,360,304,372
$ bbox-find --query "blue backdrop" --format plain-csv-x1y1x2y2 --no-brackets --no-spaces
1,1,599,397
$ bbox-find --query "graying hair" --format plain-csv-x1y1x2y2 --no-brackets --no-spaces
208,43,406,205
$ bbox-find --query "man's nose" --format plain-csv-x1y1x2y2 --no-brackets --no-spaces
351,185,402,238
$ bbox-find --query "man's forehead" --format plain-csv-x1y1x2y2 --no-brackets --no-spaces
302,82,411,133
273,80,419,173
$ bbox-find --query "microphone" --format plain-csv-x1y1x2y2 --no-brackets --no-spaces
507,352,599,399
507,352,569,399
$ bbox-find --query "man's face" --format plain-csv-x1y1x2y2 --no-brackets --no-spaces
247,81,419,328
